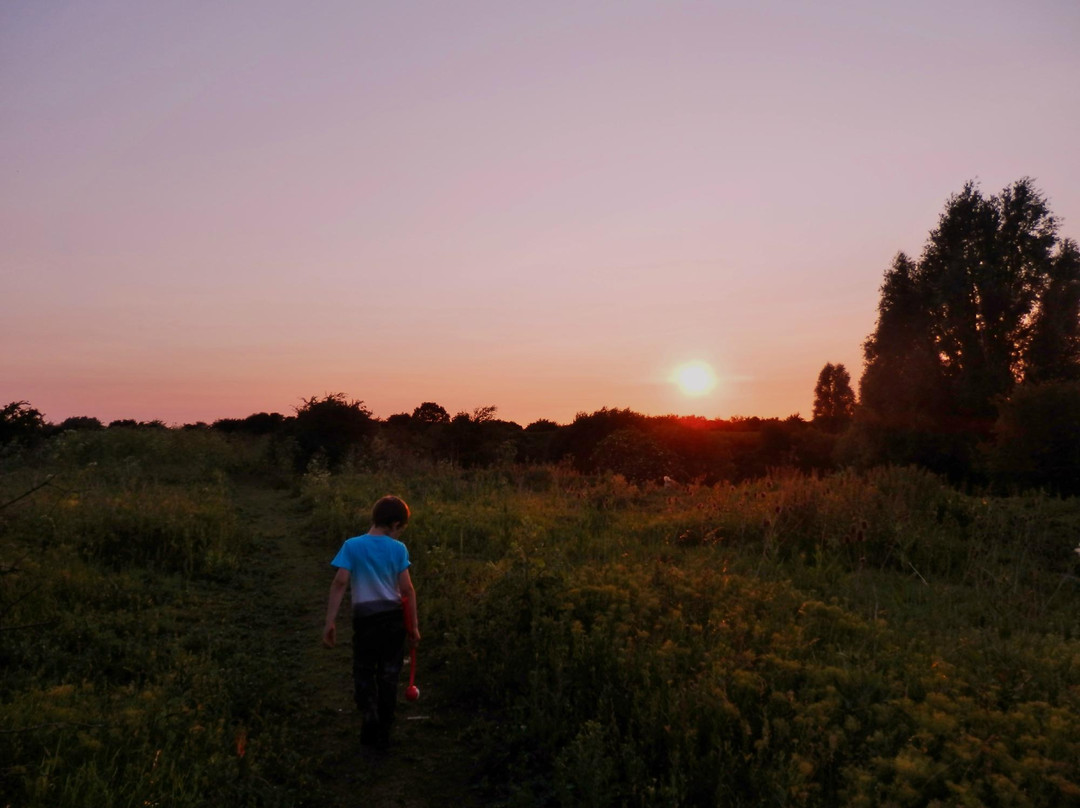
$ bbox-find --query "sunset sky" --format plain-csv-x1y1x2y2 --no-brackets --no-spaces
4,1,1079,426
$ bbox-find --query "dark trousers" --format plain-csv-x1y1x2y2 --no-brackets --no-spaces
352,607,406,745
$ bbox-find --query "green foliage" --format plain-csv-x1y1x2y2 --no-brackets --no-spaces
5,427,1080,806
306,463,1080,807
1,429,252,581
0,565,308,807
43,424,274,485
0,438,313,807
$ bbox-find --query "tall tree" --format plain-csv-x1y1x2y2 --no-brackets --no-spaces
1024,238,1080,383
812,363,855,432
861,179,1080,435
917,179,1063,419
859,253,944,427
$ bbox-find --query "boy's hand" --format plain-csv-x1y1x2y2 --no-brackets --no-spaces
322,623,337,648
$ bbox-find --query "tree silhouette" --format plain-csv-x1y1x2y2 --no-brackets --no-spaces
1024,238,1080,384
917,179,1059,418
524,419,559,433
555,408,647,472
519,420,561,464
441,406,521,467
291,393,373,471
0,401,46,448
57,416,104,432
859,179,1080,471
811,363,855,432
860,252,944,427
411,402,450,425
213,412,287,436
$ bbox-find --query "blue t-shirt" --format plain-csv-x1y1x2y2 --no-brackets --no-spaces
331,533,411,617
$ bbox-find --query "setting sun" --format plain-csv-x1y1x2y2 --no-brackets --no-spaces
673,361,718,396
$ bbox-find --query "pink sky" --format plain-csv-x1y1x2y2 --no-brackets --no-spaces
4,1,1079,426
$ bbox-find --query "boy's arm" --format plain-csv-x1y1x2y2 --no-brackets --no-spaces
398,569,420,645
323,567,350,648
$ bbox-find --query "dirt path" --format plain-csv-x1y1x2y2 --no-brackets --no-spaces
234,482,485,808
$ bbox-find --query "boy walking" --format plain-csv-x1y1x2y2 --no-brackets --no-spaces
323,495,421,748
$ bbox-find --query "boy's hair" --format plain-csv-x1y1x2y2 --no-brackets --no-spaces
372,495,410,528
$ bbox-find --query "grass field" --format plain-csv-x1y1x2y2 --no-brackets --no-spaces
2,429,1079,806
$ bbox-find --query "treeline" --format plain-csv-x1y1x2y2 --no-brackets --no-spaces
5,381,1078,495
0,396,838,484
4,178,1078,494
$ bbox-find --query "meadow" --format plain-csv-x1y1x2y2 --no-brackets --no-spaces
2,428,1079,806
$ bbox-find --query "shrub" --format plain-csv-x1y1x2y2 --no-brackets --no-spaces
990,381,1080,495
0,401,47,450
290,393,374,472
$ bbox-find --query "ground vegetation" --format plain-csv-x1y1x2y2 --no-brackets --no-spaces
2,427,1078,806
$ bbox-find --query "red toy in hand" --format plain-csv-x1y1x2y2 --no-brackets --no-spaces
405,646,420,701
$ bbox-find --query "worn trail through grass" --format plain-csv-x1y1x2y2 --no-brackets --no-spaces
234,482,483,808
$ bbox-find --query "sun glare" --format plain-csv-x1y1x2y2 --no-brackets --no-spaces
673,361,718,396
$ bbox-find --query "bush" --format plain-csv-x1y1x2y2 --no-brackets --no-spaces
290,393,374,471
593,428,675,483
990,381,1080,495
1,401,47,451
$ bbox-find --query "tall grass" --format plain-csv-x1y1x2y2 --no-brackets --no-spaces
1,431,312,807
308,463,1080,806
5,432,1079,806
